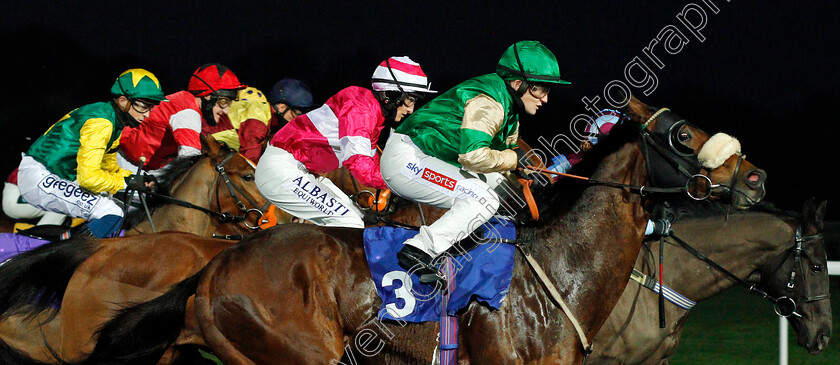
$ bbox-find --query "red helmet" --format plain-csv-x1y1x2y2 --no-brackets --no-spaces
188,63,246,98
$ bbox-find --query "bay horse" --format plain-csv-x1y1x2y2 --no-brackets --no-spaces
0,135,271,363
70,98,768,365
0,144,445,363
590,198,831,364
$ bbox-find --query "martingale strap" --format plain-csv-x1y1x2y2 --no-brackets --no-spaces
629,269,696,310
516,243,593,357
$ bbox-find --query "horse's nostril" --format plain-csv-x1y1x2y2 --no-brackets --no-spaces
746,169,766,186
819,333,830,348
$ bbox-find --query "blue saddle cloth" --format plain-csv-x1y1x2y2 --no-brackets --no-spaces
363,218,516,323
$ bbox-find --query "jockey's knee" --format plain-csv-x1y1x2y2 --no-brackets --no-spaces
90,200,125,220
87,214,123,238
464,190,501,218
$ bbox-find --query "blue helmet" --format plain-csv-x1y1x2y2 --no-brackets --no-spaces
268,79,315,109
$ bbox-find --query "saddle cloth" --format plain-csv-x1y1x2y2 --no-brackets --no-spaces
0,233,50,263
363,218,516,323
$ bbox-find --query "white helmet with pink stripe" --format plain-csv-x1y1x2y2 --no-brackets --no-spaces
371,56,436,94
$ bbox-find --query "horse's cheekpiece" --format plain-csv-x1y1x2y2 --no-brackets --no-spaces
364,218,516,323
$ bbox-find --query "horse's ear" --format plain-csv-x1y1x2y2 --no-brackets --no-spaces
816,200,827,231
802,197,825,233
203,134,223,159
624,97,650,123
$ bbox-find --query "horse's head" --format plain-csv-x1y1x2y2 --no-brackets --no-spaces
625,98,766,209
759,198,831,354
202,135,270,234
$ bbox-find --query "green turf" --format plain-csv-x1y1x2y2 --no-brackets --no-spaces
670,276,840,364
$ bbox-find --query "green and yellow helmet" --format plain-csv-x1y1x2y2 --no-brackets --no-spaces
110,68,166,102
496,40,570,85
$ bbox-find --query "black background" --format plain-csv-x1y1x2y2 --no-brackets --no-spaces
3,1,839,219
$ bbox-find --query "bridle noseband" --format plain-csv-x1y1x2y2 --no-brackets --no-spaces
638,108,754,204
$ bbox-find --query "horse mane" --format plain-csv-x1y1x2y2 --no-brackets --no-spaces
155,155,205,191
668,198,796,221
123,155,203,230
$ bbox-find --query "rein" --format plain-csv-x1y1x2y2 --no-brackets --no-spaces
524,166,690,196
668,226,824,318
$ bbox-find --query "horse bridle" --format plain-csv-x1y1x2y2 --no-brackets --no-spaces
669,225,825,318
766,225,828,315
637,109,757,205
537,109,726,200
211,151,270,230
143,151,269,231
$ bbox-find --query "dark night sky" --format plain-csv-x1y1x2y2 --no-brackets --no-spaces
2,1,839,218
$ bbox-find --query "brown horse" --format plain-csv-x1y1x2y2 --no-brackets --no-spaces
0,135,271,363
0,144,446,364
70,98,767,365
590,198,831,364
124,135,271,237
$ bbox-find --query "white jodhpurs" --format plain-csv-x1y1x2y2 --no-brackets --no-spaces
16,155,124,221
380,133,506,257
255,145,364,228
2,182,68,225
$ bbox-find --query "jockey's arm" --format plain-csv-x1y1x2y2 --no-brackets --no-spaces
77,119,132,194
345,153,387,190
120,117,166,164
237,118,269,163
337,101,387,190
170,109,203,157
457,94,518,173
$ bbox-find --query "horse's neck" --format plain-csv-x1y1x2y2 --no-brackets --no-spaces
146,161,218,235
524,142,649,336
659,212,794,302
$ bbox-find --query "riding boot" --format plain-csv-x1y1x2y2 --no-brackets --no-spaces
396,244,446,289
441,228,483,257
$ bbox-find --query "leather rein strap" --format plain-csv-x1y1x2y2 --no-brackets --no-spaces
524,165,687,196
514,241,593,359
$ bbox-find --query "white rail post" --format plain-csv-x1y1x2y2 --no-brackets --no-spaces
779,317,788,365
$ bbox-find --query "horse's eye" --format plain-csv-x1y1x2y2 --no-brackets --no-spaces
811,264,822,273
678,132,690,142
243,174,255,182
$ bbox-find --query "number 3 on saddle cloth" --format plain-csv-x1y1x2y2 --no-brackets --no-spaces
363,218,516,323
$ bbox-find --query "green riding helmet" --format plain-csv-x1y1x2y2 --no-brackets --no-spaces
110,68,166,102
496,40,570,85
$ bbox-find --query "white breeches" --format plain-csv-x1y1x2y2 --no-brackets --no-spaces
17,155,123,221
255,145,364,228
380,133,505,256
